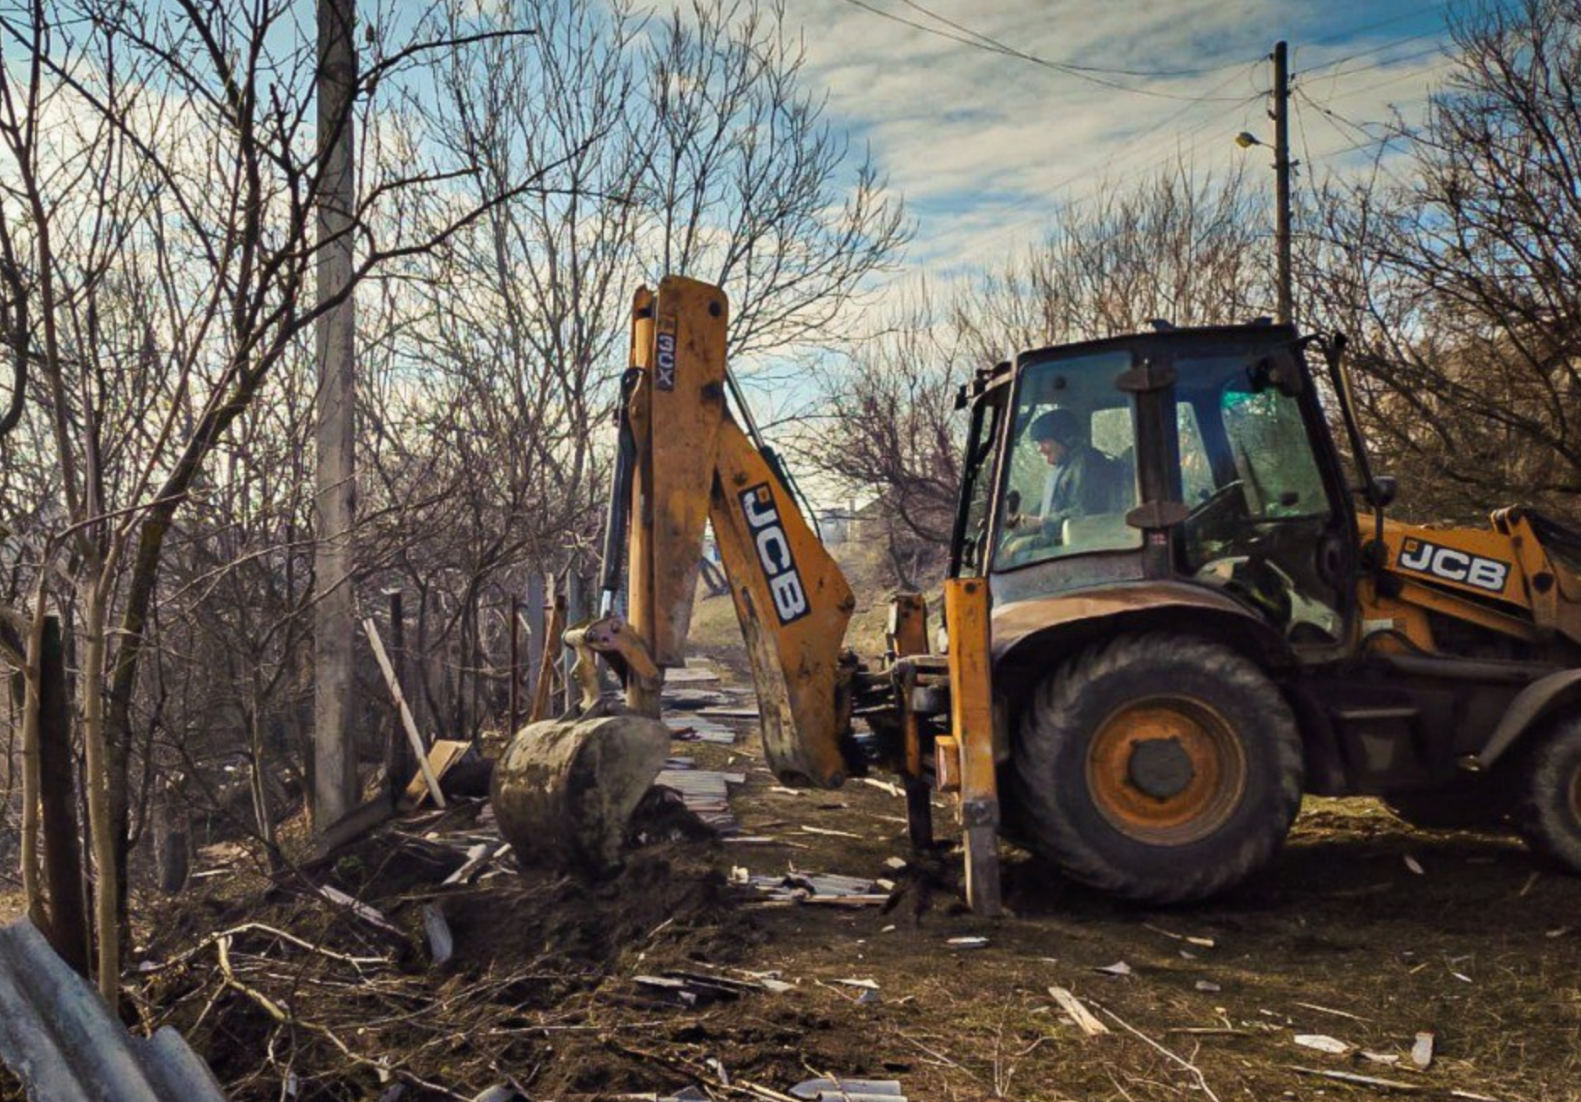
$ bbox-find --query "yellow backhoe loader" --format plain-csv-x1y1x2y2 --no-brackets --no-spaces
492,276,1581,910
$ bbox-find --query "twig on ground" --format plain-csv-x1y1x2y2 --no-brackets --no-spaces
1098,1005,1222,1102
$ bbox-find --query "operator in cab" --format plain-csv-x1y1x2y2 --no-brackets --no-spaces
1018,408,1116,524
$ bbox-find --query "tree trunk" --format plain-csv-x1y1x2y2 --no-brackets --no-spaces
154,778,189,896
247,684,281,871
312,0,360,830
38,615,89,976
17,608,43,930
80,584,119,1004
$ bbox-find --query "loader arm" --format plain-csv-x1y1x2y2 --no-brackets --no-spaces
615,275,857,787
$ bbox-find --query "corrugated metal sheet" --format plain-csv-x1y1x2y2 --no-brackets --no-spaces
0,919,229,1102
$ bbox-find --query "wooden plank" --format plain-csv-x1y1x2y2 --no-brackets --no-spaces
1049,986,1110,1037
362,617,446,808
400,740,471,810
562,570,588,712
529,593,566,724
525,572,547,699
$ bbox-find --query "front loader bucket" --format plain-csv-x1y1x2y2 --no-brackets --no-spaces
491,714,671,872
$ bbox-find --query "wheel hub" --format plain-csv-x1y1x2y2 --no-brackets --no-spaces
1086,696,1249,846
1127,736,1197,800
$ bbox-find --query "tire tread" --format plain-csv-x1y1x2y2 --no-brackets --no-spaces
1009,633,1303,903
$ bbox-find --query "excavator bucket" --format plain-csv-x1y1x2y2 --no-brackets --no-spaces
490,714,671,872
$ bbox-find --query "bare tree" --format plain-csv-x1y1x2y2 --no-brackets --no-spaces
0,0,541,1000
352,0,910,731
811,160,1270,577
1307,0,1581,521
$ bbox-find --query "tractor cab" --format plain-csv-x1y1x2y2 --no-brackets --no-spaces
952,325,1360,656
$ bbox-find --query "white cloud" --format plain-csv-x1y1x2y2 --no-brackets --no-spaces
786,0,1459,279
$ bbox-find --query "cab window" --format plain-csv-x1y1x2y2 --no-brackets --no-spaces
1175,352,1343,643
994,350,1139,570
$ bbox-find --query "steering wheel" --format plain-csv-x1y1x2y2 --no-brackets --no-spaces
1179,479,1253,555
1186,479,1247,524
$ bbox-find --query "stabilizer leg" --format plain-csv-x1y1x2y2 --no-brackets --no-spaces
943,578,1002,917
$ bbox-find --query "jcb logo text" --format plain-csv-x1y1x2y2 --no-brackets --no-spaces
1397,538,1509,593
740,485,810,624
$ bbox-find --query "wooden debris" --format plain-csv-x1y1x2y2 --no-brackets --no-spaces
664,666,721,685
1293,1001,1369,1023
1094,961,1133,977
442,841,511,887
400,740,472,811
697,706,761,721
1289,1066,1428,1093
422,905,453,966
1404,854,1426,876
1047,986,1109,1036
790,1078,905,1101
1165,1027,1249,1037
1195,980,1221,993
317,885,401,938
947,936,988,949
1294,1034,1351,1055
1143,923,1216,948
736,867,891,907
1411,1030,1435,1069
655,763,746,834
857,777,904,798
799,825,862,839
363,617,447,809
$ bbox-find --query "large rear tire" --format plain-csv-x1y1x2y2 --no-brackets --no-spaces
1009,633,1303,903
1512,716,1581,873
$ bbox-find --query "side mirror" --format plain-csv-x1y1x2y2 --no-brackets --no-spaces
1365,475,1397,509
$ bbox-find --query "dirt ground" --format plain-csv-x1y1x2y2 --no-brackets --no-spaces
4,698,1581,1102
3,569,1579,1100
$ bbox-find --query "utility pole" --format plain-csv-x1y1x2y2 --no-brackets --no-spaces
1272,39,1293,325
314,0,358,829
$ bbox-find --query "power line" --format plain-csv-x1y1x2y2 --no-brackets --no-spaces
893,0,1250,77
1300,31,1444,77
1308,43,1448,84
833,0,1258,100
1294,88,1417,191
1308,3,1451,45
943,88,1266,270
1319,59,1453,104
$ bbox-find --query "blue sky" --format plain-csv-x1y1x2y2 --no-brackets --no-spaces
784,0,1468,279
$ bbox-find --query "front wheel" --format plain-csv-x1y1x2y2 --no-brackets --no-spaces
1009,633,1304,903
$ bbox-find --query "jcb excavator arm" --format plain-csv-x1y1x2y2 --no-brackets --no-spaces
492,277,1001,914
612,276,857,786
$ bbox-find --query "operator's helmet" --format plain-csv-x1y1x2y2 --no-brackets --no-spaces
1030,408,1085,447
